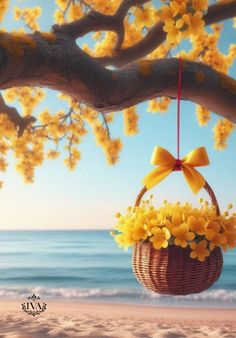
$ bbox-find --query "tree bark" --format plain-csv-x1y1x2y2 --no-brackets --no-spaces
0,36,235,121
0,0,236,124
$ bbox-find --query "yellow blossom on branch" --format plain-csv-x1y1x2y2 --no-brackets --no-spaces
163,19,181,44
0,157,8,172
122,19,143,48
13,7,42,31
123,106,139,136
0,0,9,23
195,105,211,126
213,119,235,150
147,97,171,114
158,0,208,42
133,6,155,30
68,3,83,22
192,0,208,12
54,9,65,24
55,0,68,11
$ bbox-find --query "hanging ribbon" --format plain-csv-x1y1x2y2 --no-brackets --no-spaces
142,146,209,194
177,57,182,160
142,58,210,195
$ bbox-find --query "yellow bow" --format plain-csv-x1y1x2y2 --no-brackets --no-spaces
142,146,210,194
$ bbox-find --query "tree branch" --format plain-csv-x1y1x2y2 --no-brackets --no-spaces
96,22,165,67
53,0,149,53
0,30,235,122
101,112,111,139
96,0,236,67
0,94,36,136
52,0,236,67
116,0,149,17
53,11,118,39
204,0,236,25
108,59,236,122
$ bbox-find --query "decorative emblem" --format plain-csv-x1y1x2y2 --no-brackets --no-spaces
21,294,47,316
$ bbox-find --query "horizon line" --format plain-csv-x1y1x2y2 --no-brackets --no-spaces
0,228,112,231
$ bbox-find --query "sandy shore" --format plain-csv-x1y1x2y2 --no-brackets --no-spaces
0,301,235,337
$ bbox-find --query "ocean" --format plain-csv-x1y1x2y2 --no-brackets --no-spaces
0,230,235,307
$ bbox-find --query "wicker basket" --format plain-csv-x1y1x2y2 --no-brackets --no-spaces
132,182,223,295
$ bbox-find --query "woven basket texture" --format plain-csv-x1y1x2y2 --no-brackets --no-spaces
132,242,223,295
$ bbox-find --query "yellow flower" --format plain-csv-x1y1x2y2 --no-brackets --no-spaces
176,17,186,30
0,141,9,154
12,6,41,31
47,150,60,159
205,221,221,240
13,6,21,20
158,6,173,22
133,7,154,29
0,0,9,23
150,227,170,249
123,107,139,136
187,216,207,235
178,12,204,38
170,0,186,17
209,233,227,251
0,157,8,171
189,11,204,35
192,0,208,12
147,97,171,113
213,119,234,150
53,9,64,24
115,232,134,250
112,198,236,256
166,211,183,233
172,223,195,248
68,3,83,22
223,231,236,250
221,217,236,232
163,19,181,44
196,105,211,126
56,0,68,11
132,223,148,241
190,240,210,261
122,20,143,48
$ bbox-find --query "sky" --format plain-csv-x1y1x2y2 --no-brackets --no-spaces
0,0,236,230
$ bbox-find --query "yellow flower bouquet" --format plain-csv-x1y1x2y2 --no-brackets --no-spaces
112,197,236,262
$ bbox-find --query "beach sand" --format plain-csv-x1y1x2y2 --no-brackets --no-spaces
0,301,235,338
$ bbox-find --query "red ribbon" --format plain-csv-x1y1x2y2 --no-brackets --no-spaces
177,57,182,161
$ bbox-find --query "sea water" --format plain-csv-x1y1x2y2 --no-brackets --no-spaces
0,230,235,307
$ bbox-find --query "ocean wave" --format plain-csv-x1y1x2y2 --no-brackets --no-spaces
0,286,236,305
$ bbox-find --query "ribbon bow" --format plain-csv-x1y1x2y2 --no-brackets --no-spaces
142,146,210,194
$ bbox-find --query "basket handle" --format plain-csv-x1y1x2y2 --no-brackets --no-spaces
135,181,220,216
